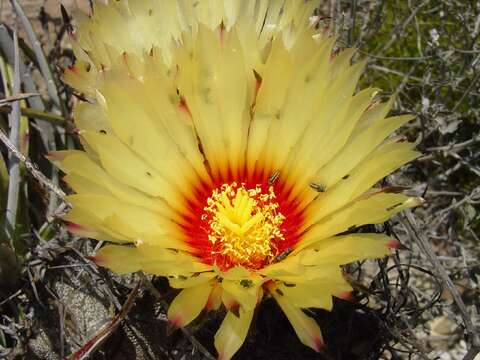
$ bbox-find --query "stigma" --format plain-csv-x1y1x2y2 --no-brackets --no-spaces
202,182,286,270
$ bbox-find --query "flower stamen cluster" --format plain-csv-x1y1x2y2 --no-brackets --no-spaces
202,182,285,270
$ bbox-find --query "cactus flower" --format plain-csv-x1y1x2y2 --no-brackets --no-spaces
55,1,422,359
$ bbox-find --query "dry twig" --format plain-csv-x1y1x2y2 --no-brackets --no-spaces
402,210,480,359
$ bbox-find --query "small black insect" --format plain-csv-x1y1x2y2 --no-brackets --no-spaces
268,170,280,185
309,182,326,192
240,279,253,288
273,248,293,263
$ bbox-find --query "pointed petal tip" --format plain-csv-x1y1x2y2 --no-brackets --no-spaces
205,295,220,311
65,221,80,230
205,299,214,311
169,315,184,328
87,254,111,268
387,239,408,250
66,222,96,236
410,197,425,207
45,151,64,163
337,291,353,301
224,299,240,312
66,221,102,240
88,254,105,266
313,337,325,352
67,64,78,73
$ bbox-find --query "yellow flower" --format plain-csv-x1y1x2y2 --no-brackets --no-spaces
55,1,423,358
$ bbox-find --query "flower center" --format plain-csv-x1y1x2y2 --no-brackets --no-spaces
202,182,286,270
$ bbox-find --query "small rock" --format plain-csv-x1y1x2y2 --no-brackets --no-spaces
429,315,458,336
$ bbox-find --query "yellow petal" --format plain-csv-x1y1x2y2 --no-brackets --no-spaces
214,308,254,360
288,60,368,172
167,282,213,327
141,52,211,181
221,278,262,311
276,275,351,310
306,141,420,226
259,253,304,280
217,28,250,177
175,25,228,178
98,72,201,190
63,173,109,195
265,36,336,170
222,287,239,311
137,244,211,276
206,282,223,311
65,194,172,242
93,245,141,274
247,36,294,174
74,101,111,134
301,64,369,162
216,266,252,280
58,151,177,217
81,132,185,211
300,233,396,266
66,222,117,242
64,206,130,243
296,192,423,252
46,149,88,168
65,222,96,238
262,255,351,284
168,272,216,289
62,61,96,95
314,114,413,189
269,282,324,352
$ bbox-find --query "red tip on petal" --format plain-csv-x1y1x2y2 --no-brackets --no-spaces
387,239,405,250
205,296,218,311
66,222,85,232
87,255,106,266
67,64,78,73
313,337,325,352
170,315,183,328
337,291,353,301
225,300,239,312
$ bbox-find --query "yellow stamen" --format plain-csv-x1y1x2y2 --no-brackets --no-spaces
204,182,286,269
